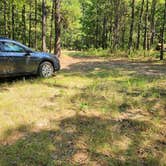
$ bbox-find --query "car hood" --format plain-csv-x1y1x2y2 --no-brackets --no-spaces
33,51,58,58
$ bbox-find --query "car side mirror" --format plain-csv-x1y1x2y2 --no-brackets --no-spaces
25,50,32,56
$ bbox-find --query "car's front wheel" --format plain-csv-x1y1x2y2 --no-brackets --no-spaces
39,61,54,78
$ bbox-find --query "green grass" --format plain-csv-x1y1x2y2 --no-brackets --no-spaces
0,55,166,165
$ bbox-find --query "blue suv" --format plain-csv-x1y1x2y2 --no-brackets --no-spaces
0,37,60,78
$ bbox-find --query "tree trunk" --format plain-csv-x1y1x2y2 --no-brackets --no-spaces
95,18,99,48
95,3,99,48
121,2,127,49
160,0,166,60
150,0,157,46
7,1,11,38
49,0,54,53
143,0,149,50
121,24,126,48
54,0,61,57
22,5,26,44
28,1,32,47
108,1,114,50
113,0,120,49
4,0,7,36
34,0,38,49
128,0,135,50
11,0,15,39
42,0,47,52
102,15,107,49
136,0,144,49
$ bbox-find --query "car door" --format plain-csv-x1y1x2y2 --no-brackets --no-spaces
0,42,15,75
0,42,5,75
1,41,38,74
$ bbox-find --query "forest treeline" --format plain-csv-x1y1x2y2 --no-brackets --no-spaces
0,0,165,58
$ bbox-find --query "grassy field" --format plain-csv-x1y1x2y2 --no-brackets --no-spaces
0,53,166,166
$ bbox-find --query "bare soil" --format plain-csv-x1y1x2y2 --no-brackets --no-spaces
60,55,166,77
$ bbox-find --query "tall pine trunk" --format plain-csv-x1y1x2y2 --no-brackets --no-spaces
54,0,61,57
121,2,127,49
28,1,32,47
95,3,99,48
22,5,26,44
11,0,15,39
42,0,47,52
128,0,135,50
34,0,38,49
150,0,157,46
102,15,107,49
143,0,149,50
136,0,144,49
113,0,120,49
49,0,54,53
4,0,7,36
160,0,166,60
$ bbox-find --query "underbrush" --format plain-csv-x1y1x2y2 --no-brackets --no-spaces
64,48,162,60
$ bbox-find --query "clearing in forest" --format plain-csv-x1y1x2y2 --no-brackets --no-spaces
0,54,166,166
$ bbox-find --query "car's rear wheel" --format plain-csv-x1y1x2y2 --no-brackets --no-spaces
39,61,54,78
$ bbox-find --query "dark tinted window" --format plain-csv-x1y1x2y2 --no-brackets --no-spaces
0,42,3,52
0,42,25,52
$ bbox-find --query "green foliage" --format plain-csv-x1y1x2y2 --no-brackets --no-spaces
61,0,82,49
0,0,165,52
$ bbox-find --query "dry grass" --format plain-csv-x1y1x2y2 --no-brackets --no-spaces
0,53,166,166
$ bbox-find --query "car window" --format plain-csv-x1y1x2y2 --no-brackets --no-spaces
1,42,25,52
0,42,3,52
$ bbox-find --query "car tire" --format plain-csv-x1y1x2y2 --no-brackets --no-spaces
39,61,54,78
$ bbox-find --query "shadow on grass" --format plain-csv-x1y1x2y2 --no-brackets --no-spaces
0,75,45,94
0,75,38,89
0,115,163,166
